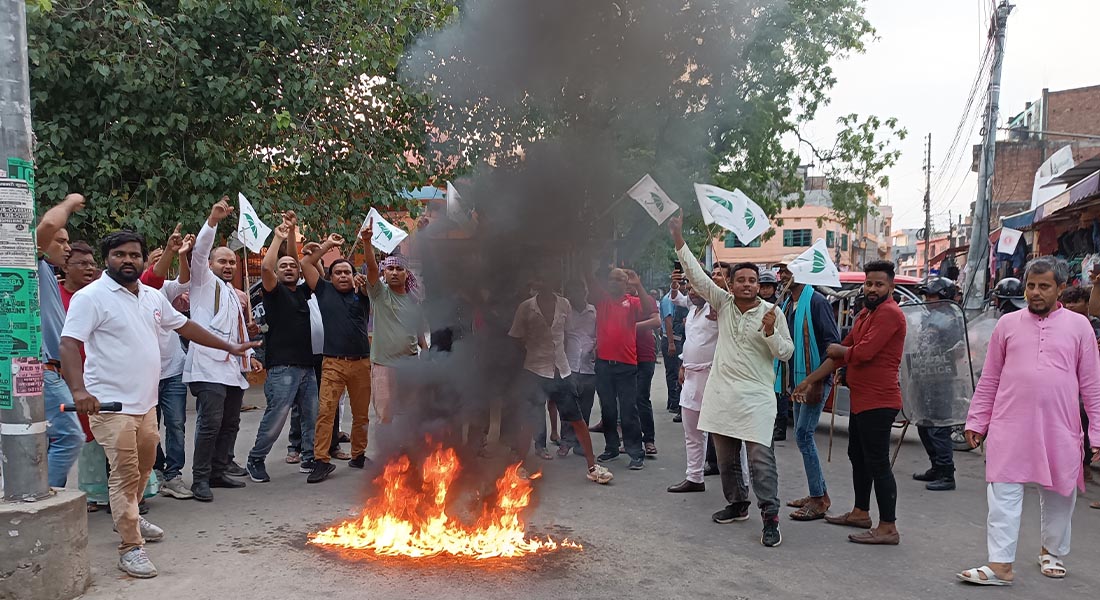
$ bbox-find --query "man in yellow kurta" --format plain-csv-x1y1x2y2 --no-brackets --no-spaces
670,214,794,548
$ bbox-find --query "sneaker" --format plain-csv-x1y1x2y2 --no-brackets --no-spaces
246,459,270,483
628,457,644,470
118,547,158,579
307,461,336,484
761,519,782,547
587,465,614,484
348,454,368,469
299,459,316,474
596,451,620,463
225,461,248,477
158,477,194,500
712,504,750,524
112,517,164,542
672,413,682,423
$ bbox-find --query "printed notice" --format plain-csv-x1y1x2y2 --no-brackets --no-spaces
0,178,36,269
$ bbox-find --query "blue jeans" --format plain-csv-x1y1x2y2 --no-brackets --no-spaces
250,365,318,463
44,369,83,487
154,374,188,479
792,382,832,498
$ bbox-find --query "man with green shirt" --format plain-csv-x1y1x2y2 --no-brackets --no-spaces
361,220,429,424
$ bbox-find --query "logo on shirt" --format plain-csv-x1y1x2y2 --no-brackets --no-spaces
152,308,162,323
621,299,631,308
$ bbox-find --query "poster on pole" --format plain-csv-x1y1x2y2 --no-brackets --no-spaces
0,179,36,270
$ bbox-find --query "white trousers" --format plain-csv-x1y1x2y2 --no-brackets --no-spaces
681,408,747,484
986,482,1076,564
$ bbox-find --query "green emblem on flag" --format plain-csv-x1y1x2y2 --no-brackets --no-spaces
811,250,827,274
376,221,393,240
244,213,258,238
744,207,756,229
649,192,665,212
707,195,734,212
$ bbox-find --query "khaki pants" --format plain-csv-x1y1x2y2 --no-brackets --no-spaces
314,357,371,463
89,409,159,554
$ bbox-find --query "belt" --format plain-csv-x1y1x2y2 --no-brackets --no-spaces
43,363,61,373
324,355,369,361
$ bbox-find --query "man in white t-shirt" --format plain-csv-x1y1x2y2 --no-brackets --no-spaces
60,231,256,579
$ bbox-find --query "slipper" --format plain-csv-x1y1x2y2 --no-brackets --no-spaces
241,405,260,412
537,449,554,460
1090,500,1100,510
1039,554,1066,579
87,502,100,513
556,445,571,457
332,450,352,461
957,566,1013,586
338,432,351,444
787,496,812,509
285,451,301,464
789,503,828,521
824,512,873,529
848,529,899,545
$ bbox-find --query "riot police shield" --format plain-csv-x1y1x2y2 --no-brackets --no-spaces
965,309,1000,383
899,300,975,427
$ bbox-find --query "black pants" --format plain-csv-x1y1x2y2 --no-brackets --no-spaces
190,382,244,482
773,392,790,433
662,344,682,412
917,425,954,473
596,360,642,460
848,407,898,523
636,361,657,444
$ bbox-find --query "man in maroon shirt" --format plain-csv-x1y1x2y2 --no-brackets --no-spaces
625,270,662,456
794,260,906,545
587,267,660,470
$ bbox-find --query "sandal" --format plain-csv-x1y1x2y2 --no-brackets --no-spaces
285,451,301,464
338,432,351,444
1090,500,1100,510
537,448,554,460
644,442,658,456
1038,553,1066,579
824,512,873,529
556,445,571,457
957,566,1013,586
789,503,828,521
333,450,352,460
87,502,100,513
786,496,812,509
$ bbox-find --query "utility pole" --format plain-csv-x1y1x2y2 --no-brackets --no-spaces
962,0,1014,311
923,132,932,279
1,3,90,598
1,0,47,501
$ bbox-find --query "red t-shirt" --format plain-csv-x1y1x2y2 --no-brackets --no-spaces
838,297,907,414
59,282,94,441
590,283,643,365
634,292,658,363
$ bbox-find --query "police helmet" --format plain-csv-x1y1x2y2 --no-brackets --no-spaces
992,277,1027,311
758,271,778,285
918,277,958,300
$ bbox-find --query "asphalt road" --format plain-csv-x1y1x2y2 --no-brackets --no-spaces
79,371,1100,600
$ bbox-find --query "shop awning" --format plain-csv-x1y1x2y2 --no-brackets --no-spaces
929,244,969,265
1032,169,1100,224
1001,209,1036,230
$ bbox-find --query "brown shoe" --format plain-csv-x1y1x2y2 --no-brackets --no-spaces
848,529,900,545
588,421,605,433
824,512,873,529
667,479,706,493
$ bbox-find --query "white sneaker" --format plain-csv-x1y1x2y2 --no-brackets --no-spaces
113,517,164,542
587,464,614,484
159,477,195,499
118,547,158,578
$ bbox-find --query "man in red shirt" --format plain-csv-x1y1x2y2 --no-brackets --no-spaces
794,260,906,545
587,267,659,470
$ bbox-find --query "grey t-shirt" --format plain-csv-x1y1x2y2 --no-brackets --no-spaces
38,259,65,362
366,280,423,366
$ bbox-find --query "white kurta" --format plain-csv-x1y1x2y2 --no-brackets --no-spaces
677,245,793,445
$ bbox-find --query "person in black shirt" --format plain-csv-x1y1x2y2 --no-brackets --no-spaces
245,214,320,483
300,233,372,483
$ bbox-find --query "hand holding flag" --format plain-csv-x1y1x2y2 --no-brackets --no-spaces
362,207,409,254
236,193,272,253
693,184,770,246
787,239,841,287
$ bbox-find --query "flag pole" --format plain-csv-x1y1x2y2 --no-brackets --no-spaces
240,245,254,324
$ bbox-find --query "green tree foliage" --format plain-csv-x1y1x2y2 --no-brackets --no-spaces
27,0,458,244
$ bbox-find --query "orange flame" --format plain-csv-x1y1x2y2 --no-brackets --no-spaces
309,443,581,559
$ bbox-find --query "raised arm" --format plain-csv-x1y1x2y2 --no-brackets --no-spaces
282,210,298,261
177,233,194,284
668,213,726,307
361,218,381,287
36,193,84,259
192,197,233,288
151,223,183,279
302,234,343,290
261,221,290,292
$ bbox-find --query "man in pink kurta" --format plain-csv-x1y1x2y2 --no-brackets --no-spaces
958,257,1100,587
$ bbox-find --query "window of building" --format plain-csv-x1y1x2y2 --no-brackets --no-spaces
783,229,812,247
841,234,849,251
724,233,761,248
826,231,835,248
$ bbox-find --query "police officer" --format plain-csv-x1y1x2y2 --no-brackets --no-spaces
758,270,779,304
912,277,961,491
991,277,1027,314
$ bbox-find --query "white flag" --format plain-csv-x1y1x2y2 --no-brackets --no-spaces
787,239,841,287
446,181,472,225
997,227,1022,255
694,183,770,245
626,174,679,224
236,193,272,253
362,207,409,254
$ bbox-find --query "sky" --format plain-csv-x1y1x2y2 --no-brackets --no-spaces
798,0,1100,231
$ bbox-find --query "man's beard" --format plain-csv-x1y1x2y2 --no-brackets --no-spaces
107,265,140,284
1027,302,1052,316
863,293,889,310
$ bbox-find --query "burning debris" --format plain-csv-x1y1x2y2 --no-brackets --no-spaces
309,441,580,560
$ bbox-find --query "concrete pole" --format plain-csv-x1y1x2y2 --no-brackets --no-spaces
962,1,1013,311
0,0,49,501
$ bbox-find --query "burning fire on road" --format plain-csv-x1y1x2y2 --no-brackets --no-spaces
309,441,581,560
